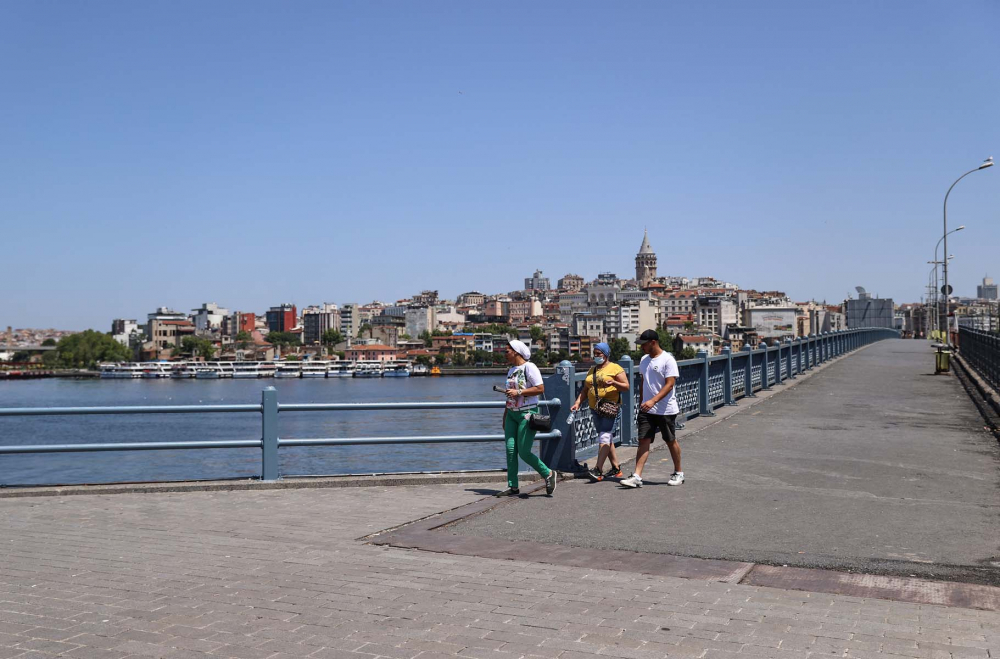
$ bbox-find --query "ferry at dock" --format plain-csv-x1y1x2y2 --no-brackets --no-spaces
382,360,413,377
232,362,261,379
300,361,329,378
275,362,302,378
99,363,144,379
141,363,173,378
354,360,384,378
327,362,355,378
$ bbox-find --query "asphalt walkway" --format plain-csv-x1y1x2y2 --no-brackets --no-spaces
453,339,1000,585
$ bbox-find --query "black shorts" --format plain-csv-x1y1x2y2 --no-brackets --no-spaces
637,412,677,443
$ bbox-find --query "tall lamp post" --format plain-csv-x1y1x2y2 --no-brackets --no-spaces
943,157,993,339
934,227,964,335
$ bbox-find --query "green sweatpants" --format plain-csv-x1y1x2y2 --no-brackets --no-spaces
504,407,551,488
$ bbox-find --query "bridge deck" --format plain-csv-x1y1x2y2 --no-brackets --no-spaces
1,339,999,658
454,339,1000,584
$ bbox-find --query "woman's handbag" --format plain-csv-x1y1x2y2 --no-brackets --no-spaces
527,412,552,432
592,367,621,419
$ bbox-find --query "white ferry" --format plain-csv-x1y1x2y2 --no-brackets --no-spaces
300,361,329,378
194,364,223,379
327,362,355,378
258,362,277,378
99,363,144,379
232,362,260,379
275,362,302,378
353,361,384,378
217,362,236,378
383,360,413,377
141,363,173,378
412,363,429,376
174,363,198,378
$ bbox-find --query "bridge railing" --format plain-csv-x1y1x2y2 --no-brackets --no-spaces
957,326,1000,393
0,327,897,484
0,395,561,483
542,327,899,472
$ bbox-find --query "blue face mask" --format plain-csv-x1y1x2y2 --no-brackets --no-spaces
594,356,606,365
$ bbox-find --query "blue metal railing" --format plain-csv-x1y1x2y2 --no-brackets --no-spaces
552,328,899,469
0,327,897,484
0,392,561,482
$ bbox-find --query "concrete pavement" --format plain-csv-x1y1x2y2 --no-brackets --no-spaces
2,484,999,659
451,340,1000,585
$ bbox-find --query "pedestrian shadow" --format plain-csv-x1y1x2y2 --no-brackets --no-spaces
465,487,530,498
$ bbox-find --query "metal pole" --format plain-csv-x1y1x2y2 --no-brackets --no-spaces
944,162,992,341
261,386,279,481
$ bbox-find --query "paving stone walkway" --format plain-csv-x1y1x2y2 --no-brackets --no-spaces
1,483,999,659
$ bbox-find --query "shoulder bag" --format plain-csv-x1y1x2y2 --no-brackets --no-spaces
592,366,621,419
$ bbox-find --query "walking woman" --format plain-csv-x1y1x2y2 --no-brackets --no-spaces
497,339,557,497
569,342,629,481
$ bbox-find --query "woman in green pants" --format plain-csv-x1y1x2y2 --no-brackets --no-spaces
497,339,557,497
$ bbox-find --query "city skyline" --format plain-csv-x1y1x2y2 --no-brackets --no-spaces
3,2,998,329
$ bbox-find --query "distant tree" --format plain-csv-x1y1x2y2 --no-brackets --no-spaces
683,321,695,331
41,338,56,347
50,330,131,369
10,351,32,363
400,333,412,340
284,354,301,361
529,325,545,344
435,353,450,365
334,351,346,360
432,329,450,336
452,353,468,366
551,350,569,363
235,331,252,350
419,330,433,348
569,352,581,362
179,336,216,360
321,329,344,347
414,355,433,367
356,323,373,339
530,351,549,367
266,332,300,347
609,338,631,362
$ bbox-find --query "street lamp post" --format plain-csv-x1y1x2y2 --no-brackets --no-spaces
942,157,993,340
933,228,964,336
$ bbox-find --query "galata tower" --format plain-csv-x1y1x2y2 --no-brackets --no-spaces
635,229,657,288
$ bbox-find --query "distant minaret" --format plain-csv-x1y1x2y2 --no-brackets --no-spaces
635,229,657,288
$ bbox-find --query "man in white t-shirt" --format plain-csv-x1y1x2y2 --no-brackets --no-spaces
621,329,683,488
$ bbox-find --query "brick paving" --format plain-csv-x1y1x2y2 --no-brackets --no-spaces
1,485,999,659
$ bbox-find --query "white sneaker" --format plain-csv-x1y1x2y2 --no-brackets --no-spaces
620,474,643,488
667,472,685,486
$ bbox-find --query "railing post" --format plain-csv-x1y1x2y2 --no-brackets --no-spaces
618,355,636,445
261,386,279,481
788,339,797,378
821,332,828,362
774,341,784,385
796,337,804,374
761,342,771,389
744,344,756,397
722,346,735,405
697,349,714,416
541,360,582,474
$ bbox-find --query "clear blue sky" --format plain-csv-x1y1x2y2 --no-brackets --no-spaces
3,1,998,330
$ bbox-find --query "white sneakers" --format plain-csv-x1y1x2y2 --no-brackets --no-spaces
620,474,643,488
620,472,685,488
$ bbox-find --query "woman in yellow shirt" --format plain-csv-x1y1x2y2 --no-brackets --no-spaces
569,342,630,481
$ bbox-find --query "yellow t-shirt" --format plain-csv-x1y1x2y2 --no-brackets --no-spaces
585,363,624,409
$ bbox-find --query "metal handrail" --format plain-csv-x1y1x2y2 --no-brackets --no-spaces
0,404,261,417
0,440,261,454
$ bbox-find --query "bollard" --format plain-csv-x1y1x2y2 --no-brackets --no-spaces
697,350,715,416
722,347,736,405
744,344,756,397
540,361,581,474
618,355,637,445
261,386,279,481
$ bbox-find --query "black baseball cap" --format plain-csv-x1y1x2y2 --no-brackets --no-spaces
636,329,659,343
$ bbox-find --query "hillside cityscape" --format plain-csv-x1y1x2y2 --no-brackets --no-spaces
4,231,999,369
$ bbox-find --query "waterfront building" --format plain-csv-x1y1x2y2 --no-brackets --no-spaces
344,344,398,362
266,304,297,333
405,306,437,338
457,291,486,307
339,303,360,339
978,276,998,300
192,303,229,333
111,319,138,346
696,296,738,336
303,304,340,345
616,300,657,341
